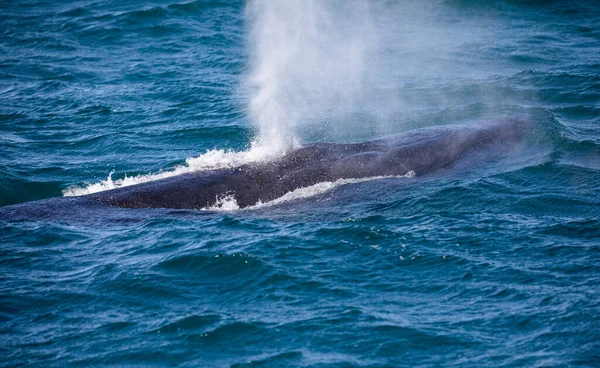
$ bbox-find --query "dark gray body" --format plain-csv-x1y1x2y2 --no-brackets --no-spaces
1,119,532,215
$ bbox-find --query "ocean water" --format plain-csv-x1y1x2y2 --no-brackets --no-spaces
1,0,599,367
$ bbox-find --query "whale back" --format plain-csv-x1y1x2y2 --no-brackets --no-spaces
90,119,531,209
0,118,532,214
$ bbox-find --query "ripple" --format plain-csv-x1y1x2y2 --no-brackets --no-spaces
151,314,221,334
1,0,599,366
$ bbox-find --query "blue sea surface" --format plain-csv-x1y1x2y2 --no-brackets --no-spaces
1,0,599,367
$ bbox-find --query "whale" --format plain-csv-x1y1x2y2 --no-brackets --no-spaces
0,118,533,217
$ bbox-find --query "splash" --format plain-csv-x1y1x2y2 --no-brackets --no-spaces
62,143,282,196
64,1,463,198
65,0,379,197
205,193,241,211
201,171,416,212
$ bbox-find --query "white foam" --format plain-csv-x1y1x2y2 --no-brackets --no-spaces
251,171,415,209
203,171,416,212
62,142,290,197
204,193,241,211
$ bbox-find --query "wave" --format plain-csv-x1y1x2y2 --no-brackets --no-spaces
205,172,416,211
62,143,289,197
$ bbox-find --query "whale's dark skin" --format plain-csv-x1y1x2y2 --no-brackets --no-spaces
0,118,533,216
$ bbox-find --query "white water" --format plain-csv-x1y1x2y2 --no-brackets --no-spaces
62,143,286,196
204,171,416,212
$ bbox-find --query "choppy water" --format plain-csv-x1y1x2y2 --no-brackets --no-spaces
1,0,599,367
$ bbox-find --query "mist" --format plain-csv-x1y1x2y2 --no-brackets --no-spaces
243,0,377,151
243,0,514,148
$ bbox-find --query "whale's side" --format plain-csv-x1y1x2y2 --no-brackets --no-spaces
0,118,533,217
91,118,532,209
